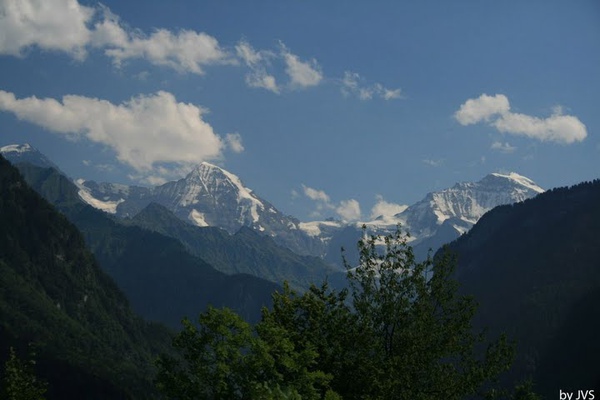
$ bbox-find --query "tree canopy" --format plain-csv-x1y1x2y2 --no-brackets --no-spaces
156,227,527,399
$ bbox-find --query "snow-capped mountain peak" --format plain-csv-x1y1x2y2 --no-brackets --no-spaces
397,172,545,234
174,161,265,224
0,143,60,170
299,171,545,263
489,172,544,194
73,161,317,255
1,143,33,153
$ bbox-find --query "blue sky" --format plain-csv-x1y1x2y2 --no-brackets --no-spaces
0,0,598,221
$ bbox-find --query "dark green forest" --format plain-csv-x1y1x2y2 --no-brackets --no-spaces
448,179,600,398
0,155,172,398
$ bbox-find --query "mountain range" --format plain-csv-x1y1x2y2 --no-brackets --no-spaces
1,144,543,263
0,143,547,274
76,161,322,256
301,171,544,264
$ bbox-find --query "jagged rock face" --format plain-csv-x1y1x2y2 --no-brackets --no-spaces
398,172,545,239
0,143,545,259
75,162,321,256
302,172,545,263
151,163,271,232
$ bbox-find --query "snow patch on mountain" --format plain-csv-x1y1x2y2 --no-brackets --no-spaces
75,179,124,214
491,172,544,194
188,209,209,227
1,143,61,170
1,143,33,153
299,220,344,238
217,164,265,223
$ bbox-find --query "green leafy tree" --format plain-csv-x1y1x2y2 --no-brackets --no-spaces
157,227,521,399
156,307,256,399
341,227,515,399
155,306,334,399
1,347,46,400
259,282,371,398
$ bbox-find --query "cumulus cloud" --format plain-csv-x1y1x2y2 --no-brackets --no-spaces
302,184,331,203
91,5,231,74
0,0,231,74
301,184,362,221
1,0,398,99
490,141,516,153
281,43,323,88
454,94,510,125
0,0,94,59
455,94,587,144
492,110,587,144
235,40,279,93
341,71,401,101
370,195,408,220
0,89,240,181
336,199,361,222
102,28,230,74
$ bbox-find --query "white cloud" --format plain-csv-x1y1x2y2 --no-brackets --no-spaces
341,71,401,101
336,199,361,222
91,4,233,74
301,184,362,221
100,28,231,75
236,40,279,93
492,110,587,144
281,44,323,88
302,184,331,203
454,94,510,125
422,158,444,167
0,0,230,74
0,0,94,59
370,195,408,220
490,141,516,153
225,133,244,153
0,89,239,181
382,88,402,100
139,175,168,186
455,94,587,144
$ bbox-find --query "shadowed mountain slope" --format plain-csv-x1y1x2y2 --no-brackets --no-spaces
0,155,173,399
445,179,600,397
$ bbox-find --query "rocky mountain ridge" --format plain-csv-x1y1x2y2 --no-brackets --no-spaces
1,143,544,261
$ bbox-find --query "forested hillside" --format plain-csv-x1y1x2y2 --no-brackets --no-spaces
14,162,280,327
448,180,600,397
0,155,172,398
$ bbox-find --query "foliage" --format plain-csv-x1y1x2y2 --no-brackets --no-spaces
157,227,517,399
341,228,514,399
156,306,332,399
0,347,46,400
